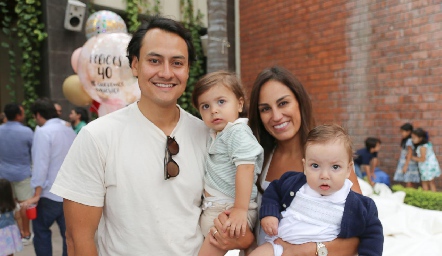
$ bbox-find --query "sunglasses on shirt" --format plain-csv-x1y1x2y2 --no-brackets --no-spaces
164,136,180,180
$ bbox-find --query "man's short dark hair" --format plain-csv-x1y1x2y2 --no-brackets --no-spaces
127,16,196,67
31,98,58,120
3,103,22,121
365,137,381,151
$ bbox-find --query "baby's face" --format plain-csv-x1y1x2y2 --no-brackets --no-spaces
303,140,352,196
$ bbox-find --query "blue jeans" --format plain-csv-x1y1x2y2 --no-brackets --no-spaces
354,164,365,178
33,197,67,256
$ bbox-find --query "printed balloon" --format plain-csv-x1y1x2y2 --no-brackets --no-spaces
77,33,140,106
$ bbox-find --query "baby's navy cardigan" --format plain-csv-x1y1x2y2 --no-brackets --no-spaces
260,171,384,256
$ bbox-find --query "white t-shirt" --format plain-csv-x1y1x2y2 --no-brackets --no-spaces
51,102,209,255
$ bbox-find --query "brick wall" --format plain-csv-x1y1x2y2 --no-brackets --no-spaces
240,0,442,189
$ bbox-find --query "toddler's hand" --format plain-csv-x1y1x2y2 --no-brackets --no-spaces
223,207,248,238
261,216,279,236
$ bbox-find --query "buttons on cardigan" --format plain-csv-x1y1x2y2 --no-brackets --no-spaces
282,204,286,208
290,191,294,196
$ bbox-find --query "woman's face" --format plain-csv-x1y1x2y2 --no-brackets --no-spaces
258,80,302,143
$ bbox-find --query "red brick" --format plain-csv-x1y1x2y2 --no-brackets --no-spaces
240,0,442,190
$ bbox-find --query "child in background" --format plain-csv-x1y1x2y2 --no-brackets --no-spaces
250,124,383,256
354,137,382,186
393,123,420,187
192,71,264,256
0,179,23,256
411,128,441,192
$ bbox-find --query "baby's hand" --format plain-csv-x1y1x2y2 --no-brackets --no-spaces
261,216,279,236
223,207,248,238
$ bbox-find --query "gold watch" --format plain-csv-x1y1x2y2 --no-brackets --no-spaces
316,242,328,256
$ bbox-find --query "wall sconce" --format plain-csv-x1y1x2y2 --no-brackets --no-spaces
64,0,87,32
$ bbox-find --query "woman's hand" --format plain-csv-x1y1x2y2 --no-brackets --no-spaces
20,195,40,209
209,210,255,250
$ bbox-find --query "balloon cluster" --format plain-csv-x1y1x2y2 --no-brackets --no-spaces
64,10,140,117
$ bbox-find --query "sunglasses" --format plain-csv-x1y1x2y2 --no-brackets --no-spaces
164,136,180,180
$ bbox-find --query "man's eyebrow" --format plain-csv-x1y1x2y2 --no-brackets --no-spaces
146,52,186,60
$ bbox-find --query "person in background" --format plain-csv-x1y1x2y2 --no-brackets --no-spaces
250,124,383,256
0,103,34,245
0,112,6,124
21,98,76,256
68,107,89,134
192,71,263,256
53,102,71,127
0,178,23,255
210,66,362,256
354,137,382,186
50,16,209,255
393,123,420,188
411,128,441,192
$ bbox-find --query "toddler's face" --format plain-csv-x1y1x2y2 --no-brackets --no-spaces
197,84,243,133
303,140,352,196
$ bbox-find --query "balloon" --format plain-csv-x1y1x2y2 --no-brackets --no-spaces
97,101,127,117
85,10,127,39
71,47,82,73
62,75,93,106
77,33,140,106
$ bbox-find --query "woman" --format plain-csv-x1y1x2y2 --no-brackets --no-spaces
69,107,89,134
210,66,362,255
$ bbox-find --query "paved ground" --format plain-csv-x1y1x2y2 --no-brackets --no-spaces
17,223,64,256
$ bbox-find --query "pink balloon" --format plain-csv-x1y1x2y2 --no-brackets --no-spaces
71,47,82,73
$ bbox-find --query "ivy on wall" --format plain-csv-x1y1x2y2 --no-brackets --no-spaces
0,1,17,101
1,0,204,126
179,0,205,117
126,0,160,33
0,0,47,128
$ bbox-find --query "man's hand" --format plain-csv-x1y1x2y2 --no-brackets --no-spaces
274,238,316,256
261,216,279,236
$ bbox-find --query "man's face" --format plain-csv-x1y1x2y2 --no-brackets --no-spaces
17,106,25,122
54,104,62,116
33,113,44,127
131,28,190,108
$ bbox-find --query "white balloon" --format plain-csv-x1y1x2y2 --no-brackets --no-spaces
77,33,140,106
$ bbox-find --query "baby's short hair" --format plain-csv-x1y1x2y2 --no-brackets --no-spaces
304,124,353,162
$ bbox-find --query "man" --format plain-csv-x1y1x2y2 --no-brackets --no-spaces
53,102,71,127
22,98,76,256
0,103,34,245
354,137,382,186
51,17,209,255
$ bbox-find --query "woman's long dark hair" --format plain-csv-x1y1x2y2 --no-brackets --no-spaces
0,179,15,214
400,123,413,149
248,66,315,193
